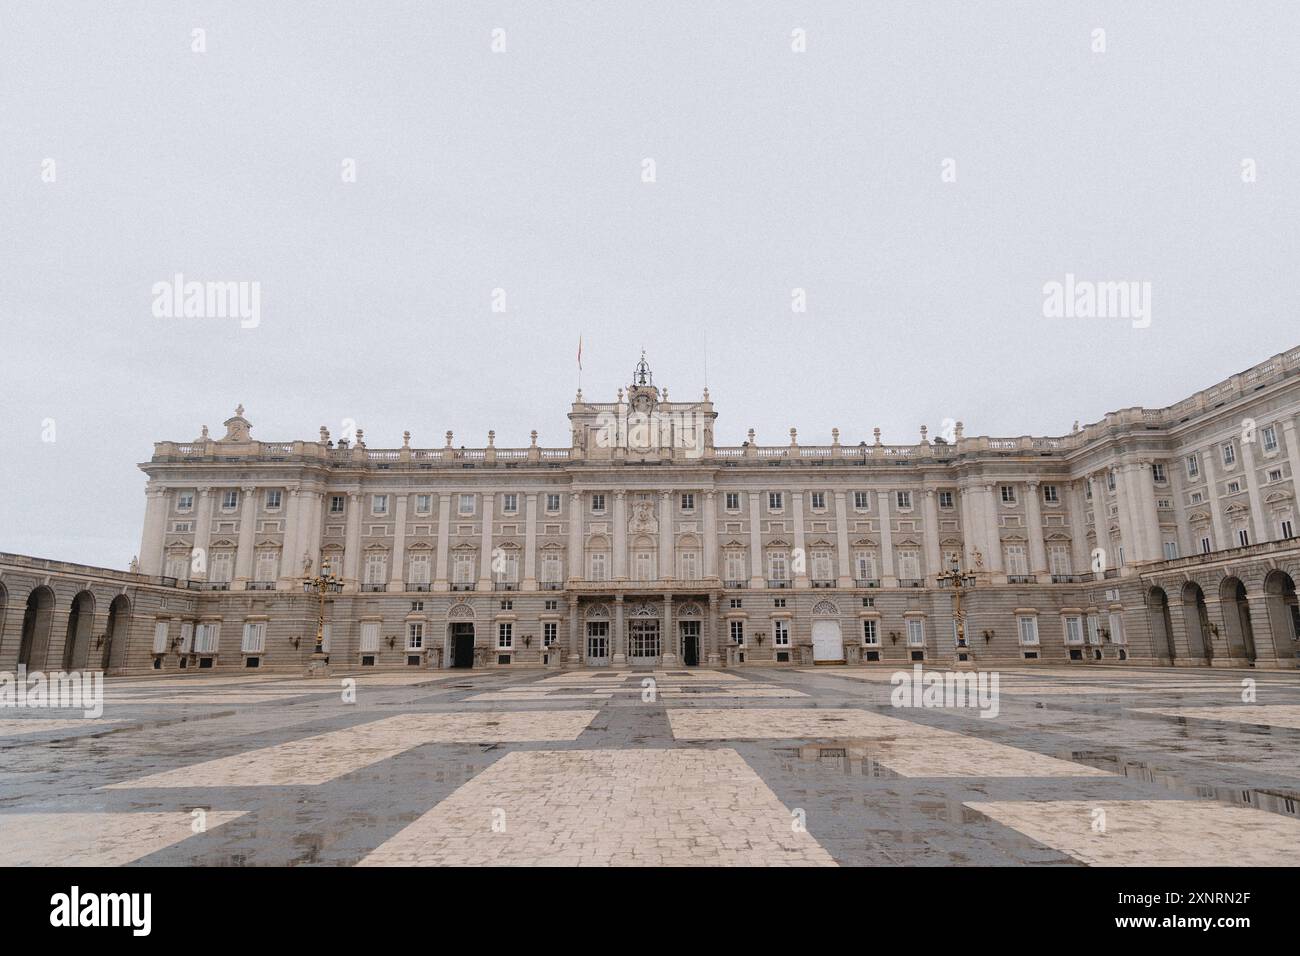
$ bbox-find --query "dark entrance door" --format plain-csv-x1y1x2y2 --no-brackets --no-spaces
681,621,700,666
452,622,475,668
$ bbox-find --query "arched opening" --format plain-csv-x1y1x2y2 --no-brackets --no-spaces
62,591,96,670
1147,587,1175,664
1219,577,1256,664
18,587,56,670
1180,582,1213,664
101,595,131,671
1262,570,1299,664
811,600,845,664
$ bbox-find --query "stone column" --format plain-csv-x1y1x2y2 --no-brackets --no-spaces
234,486,258,586
981,484,1003,577
877,490,896,585
1239,440,1270,544
1025,481,1048,576
1067,481,1091,576
434,493,452,590
612,593,626,664
138,486,169,576
703,491,718,579
279,488,303,583
834,491,852,586
959,483,981,571
1201,450,1227,550
343,492,362,591
567,594,580,667
1169,457,1195,558
1137,461,1163,561
523,492,538,590
477,492,495,589
1283,420,1300,531
748,490,764,588
658,491,674,580
706,591,721,665
792,492,809,587
390,494,408,589
613,491,628,580
921,489,941,584
568,492,584,582
661,592,676,664
192,487,214,580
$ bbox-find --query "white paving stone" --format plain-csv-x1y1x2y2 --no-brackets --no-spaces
0,718,117,737
0,811,247,865
1134,704,1300,730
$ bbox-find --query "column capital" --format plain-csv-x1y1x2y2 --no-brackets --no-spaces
1025,479,1040,489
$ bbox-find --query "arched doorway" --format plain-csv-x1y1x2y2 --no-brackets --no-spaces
678,602,702,666
1147,587,1175,664
627,602,661,665
1262,570,1299,664
585,603,611,666
61,591,96,670
101,595,131,671
1180,582,1213,664
1219,577,1256,664
445,603,476,669
811,601,845,663
18,587,56,670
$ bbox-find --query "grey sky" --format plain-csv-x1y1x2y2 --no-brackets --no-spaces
2,1,1297,569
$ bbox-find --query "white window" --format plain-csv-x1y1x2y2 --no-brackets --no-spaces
768,551,788,581
176,492,194,512
811,550,834,581
372,494,388,515
265,490,282,510
1004,545,1028,576
680,493,695,511
905,618,925,647
897,550,920,580
1185,455,1199,479
543,622,557,646
854,491,871,510
1086,615,1101,645
1000,485,1017,504
896,490,912,510
1108,612,1126,645
453,552,475,584
730,620,745,645
1163,541,1179,560
1151,463,1166,483
365,552,388,584
725,492,741,511
1042,485,1059,503
589,551,609,581
938,490,954,509
194,622,221,654
1222,442,1236,467
1048,545,1071,576
1268,468,1283,482
810,492,826,510
1107,471,1116,492
862,619,879,646
152,621,170,654
498,622,513,650
724,550,746,581
773,620,790,646
255,550,278,583
542,553,563,583
415,494,432,514
854,550,877,581
222,490,239,510
210,551,234,583
546,494,561,512
458,494,476,515
768,491,784,511
1226,480,1241,494
591,493,606,513
1190,491,1204,504
360,621,379,653
677,550,700,580
165,555,189,580
502,493,518,513
407,622,424,650
179,621,195,654
1017,616,1040,646
497,550,519,583
408,553,431,585
241,622,266,653
1262,425,1278,452
1064,616,1083,645
330,495,346,514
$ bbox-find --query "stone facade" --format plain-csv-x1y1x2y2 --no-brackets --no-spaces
2,349,1299,674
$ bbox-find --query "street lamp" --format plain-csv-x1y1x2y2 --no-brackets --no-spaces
302,573,342,676
936,561,978,660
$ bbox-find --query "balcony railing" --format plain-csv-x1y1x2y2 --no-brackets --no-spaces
541,581,563,590
1007,575,1037,584
245,581,275,591
362,583,387,592
495,581,519,591
407,583,432,592
811,579,835,588
203,582,229,591
854,578,880,588
724,579,748,589
767,579,791,589
451,583,477,591
897,578,924,588
1051,574,1083,584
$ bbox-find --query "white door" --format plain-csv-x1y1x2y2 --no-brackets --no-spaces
812,620,844,662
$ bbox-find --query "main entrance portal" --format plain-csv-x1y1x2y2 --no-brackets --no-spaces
812,620,845,663
451,622,475,668
586,621,610,666
629,620,660,665
680,620,700,666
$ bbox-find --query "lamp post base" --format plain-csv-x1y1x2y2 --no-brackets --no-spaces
305,653,331,678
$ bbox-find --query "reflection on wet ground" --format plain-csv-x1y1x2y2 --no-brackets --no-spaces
0,664,1298,865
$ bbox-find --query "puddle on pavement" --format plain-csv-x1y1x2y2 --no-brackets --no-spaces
775,742,901,778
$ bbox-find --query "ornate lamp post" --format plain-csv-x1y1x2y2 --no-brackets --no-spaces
936,561,978,666
302,573,342,677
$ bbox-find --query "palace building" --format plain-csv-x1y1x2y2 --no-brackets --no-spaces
3,349,1299,675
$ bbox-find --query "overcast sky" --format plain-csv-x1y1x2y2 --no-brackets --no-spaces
2,2,1297,569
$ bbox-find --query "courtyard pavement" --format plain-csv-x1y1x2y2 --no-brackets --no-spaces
2,664,1299,866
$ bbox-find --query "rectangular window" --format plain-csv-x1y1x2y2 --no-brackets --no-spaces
407,622,424,650
680,492,695,511
542,553,563,583
1227,480,1241,494
1001,485,1016,504
773,620,790,646
543,622,557,646
1222,442,1236,466
905,618,925,647
1151,463,1166,483
1048,544,1071,576
265,490,282,510
811,550,834,581
724,551,746,581
1200,536,1212,554
591,493,606,513
1004,545,1028,576
1190,491,1204,504
453,553,475,584
1108,612,1126,645
152,621,170,654
1262,425,1278,452
330,495,346,514
546,494,561,512
589,551,608,581
854,550,877,581
810,491,826,510
365,553,387,584
241,622,266,653
1238,528,1250,547
194,622,220,654
677,550,699,580
1281,519,1294,540
1186,455,1199,479
415,494,432,514
1064,616,1083,645
730,620,745,645
1086,615,1100,645
408,553,431,585
1017,617,1040,645
209,551,233,583
725,492,741,511
896,490,912,510
1107,471,1116,492
862,619,879,646
897,550,920,580
458,494,475,515
255,550,278,583
176,492,194,512
502,493,518,513
1163,541,1179,560
768,491,784,511
1042,485,1059,504
768,551,788,581
938,490,953,509
1268,468,1283,482
854,491,871,510
497,622,513,649
222,490,239,510
360,621,379,653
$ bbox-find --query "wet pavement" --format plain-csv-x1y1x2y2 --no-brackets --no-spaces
1,665,1298,865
